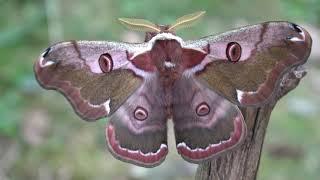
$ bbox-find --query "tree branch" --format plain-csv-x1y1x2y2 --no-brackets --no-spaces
195,66,307,180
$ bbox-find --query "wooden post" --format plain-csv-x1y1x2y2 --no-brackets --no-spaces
195,66,307,180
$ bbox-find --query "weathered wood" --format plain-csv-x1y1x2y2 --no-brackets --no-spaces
195,66,306,180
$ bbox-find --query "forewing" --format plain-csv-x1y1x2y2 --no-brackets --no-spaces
185,22,312,106
34,41,147,120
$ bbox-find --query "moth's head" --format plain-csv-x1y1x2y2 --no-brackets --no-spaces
118,11,205,42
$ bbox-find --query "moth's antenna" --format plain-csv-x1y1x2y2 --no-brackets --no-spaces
118,18,161,33
168,11,206,31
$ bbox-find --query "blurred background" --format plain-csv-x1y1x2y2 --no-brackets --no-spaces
0,0,319,179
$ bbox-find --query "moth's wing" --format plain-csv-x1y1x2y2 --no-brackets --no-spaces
172,76,246,163
184,22,312,106
106,76,168,167
34,41,147,121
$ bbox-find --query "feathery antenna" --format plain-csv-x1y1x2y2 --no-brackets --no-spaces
168,11,206,31
118,18,161,32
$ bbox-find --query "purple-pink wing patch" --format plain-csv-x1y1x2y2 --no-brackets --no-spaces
34,41,143,121
188,22,312,107
172,76,246,163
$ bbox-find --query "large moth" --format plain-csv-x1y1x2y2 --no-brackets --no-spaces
34,11,312,167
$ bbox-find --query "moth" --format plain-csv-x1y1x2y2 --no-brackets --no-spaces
34,11,312,167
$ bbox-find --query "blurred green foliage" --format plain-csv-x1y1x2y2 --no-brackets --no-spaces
0,0,319,180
